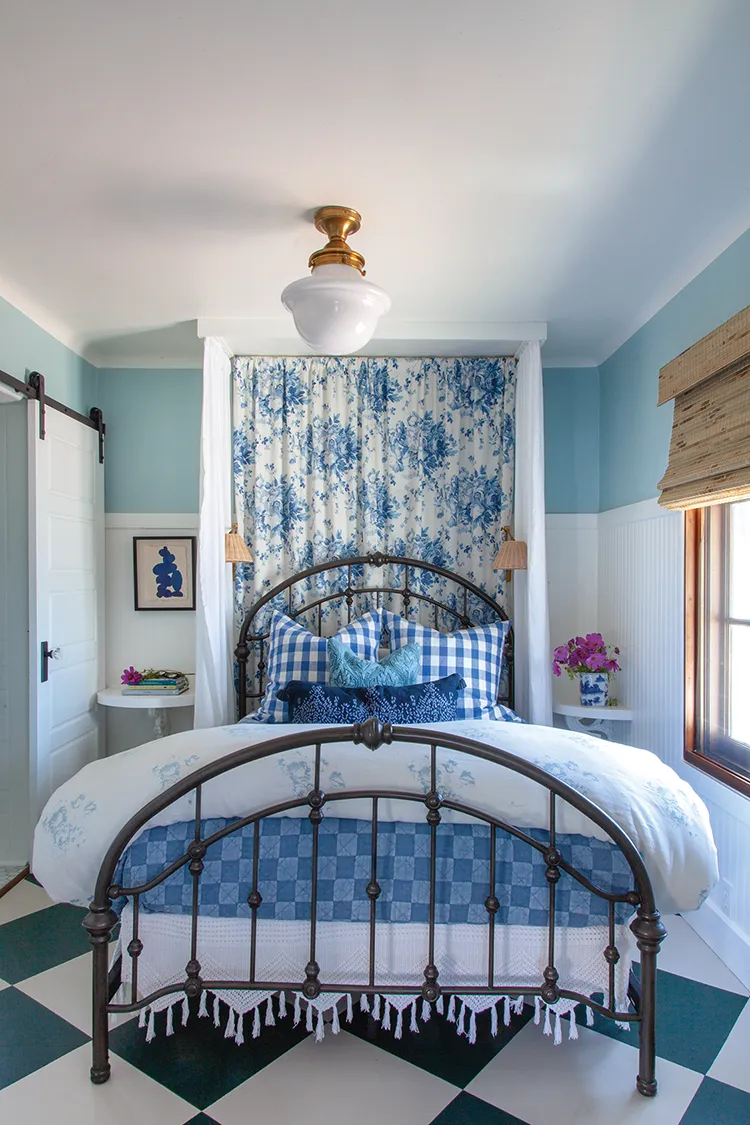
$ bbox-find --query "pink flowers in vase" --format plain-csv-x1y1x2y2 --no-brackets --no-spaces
552,634,621,679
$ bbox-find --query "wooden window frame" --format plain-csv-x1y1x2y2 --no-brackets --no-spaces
685,506,750,798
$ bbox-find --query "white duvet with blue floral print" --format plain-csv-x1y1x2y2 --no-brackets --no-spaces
33,720,717,916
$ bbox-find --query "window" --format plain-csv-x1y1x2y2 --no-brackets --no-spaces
685,500,750,796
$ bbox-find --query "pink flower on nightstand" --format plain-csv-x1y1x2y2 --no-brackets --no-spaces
121,666,143,685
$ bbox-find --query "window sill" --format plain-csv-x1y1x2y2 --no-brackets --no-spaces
683,746,750,803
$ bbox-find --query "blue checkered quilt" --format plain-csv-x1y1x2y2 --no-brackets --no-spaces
115,818,633,928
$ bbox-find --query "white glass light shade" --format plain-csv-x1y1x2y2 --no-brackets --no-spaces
281,264,391,355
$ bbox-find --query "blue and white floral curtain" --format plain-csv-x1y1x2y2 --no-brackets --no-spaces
232,356,516,633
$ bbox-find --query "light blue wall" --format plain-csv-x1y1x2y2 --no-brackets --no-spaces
543,367,600,513
0,299,201,513
0,295,97,415
98,364,600,515
97,368,202,512
599,227,750,511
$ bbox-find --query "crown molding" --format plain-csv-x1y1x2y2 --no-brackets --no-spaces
540,358,600,370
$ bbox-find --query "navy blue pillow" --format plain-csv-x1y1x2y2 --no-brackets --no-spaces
277,674,466,725
369,675,466,723
276,682,372,725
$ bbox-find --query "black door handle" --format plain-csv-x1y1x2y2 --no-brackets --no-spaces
41,642,61,683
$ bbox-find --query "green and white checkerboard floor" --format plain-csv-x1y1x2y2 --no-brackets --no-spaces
1,877,749,1124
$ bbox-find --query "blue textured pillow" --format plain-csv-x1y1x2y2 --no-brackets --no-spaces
277,674,465,725
368,675,466,724
327,638,420,687
276,682,372,725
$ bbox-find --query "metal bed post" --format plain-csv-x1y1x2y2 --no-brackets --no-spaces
631,909,667,1096
82,900,118,1084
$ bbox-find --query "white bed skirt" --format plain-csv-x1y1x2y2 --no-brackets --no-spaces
117,906,635,1046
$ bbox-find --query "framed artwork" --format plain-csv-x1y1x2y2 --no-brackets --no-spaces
133,536,197,611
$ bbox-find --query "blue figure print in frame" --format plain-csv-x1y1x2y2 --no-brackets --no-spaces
153,545,184,599
133,536,196,611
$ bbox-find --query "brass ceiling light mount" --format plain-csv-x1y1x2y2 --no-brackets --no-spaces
308,206,366,275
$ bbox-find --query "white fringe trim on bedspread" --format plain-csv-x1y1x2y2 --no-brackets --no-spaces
125,985,620,1048
116,908,633,1048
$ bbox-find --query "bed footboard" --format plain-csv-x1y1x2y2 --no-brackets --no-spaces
83,718,666,1094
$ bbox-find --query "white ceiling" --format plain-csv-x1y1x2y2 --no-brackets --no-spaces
0,0,749,368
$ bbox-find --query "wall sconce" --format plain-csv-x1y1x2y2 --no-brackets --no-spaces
225,524,252,576
493,526,528,582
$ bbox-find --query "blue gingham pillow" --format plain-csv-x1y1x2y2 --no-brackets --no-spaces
496,704,526,724
248,609,382,723
383,610,511,721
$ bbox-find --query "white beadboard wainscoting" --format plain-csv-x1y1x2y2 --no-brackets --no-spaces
104,513,198,755
595,498,750,988
545,514,600,707
598,500,685,770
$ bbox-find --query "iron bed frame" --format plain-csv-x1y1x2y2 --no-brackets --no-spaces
82,555,666,1096
235,552,515,717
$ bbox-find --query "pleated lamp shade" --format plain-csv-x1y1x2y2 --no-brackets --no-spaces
493,538,527,571
493,529,527,581
225,524,253,565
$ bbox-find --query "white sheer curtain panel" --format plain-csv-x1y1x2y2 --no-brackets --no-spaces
194,337,235,728
513,341,553,725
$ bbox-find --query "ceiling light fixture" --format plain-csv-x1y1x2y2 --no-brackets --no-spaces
281,205,391,355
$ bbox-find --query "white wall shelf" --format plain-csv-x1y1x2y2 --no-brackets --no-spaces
97,681,195,739
553,702,633,741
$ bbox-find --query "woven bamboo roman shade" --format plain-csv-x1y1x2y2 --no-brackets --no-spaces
657,304,750,510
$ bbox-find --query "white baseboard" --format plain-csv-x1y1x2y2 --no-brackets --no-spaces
682,899,750,991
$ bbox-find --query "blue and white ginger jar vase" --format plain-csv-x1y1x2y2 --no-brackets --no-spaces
578,672,609,707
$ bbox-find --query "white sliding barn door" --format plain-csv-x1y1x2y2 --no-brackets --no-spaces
29,402,104,817
0,396,30,865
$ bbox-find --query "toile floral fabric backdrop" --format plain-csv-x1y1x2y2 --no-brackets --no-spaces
232,356,517,639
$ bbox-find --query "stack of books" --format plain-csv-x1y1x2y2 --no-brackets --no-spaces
121,670,189,696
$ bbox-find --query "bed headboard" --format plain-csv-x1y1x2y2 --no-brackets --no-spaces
235,552,514,718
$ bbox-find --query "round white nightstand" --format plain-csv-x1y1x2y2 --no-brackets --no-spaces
97,680,195,738
553,702,633,742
